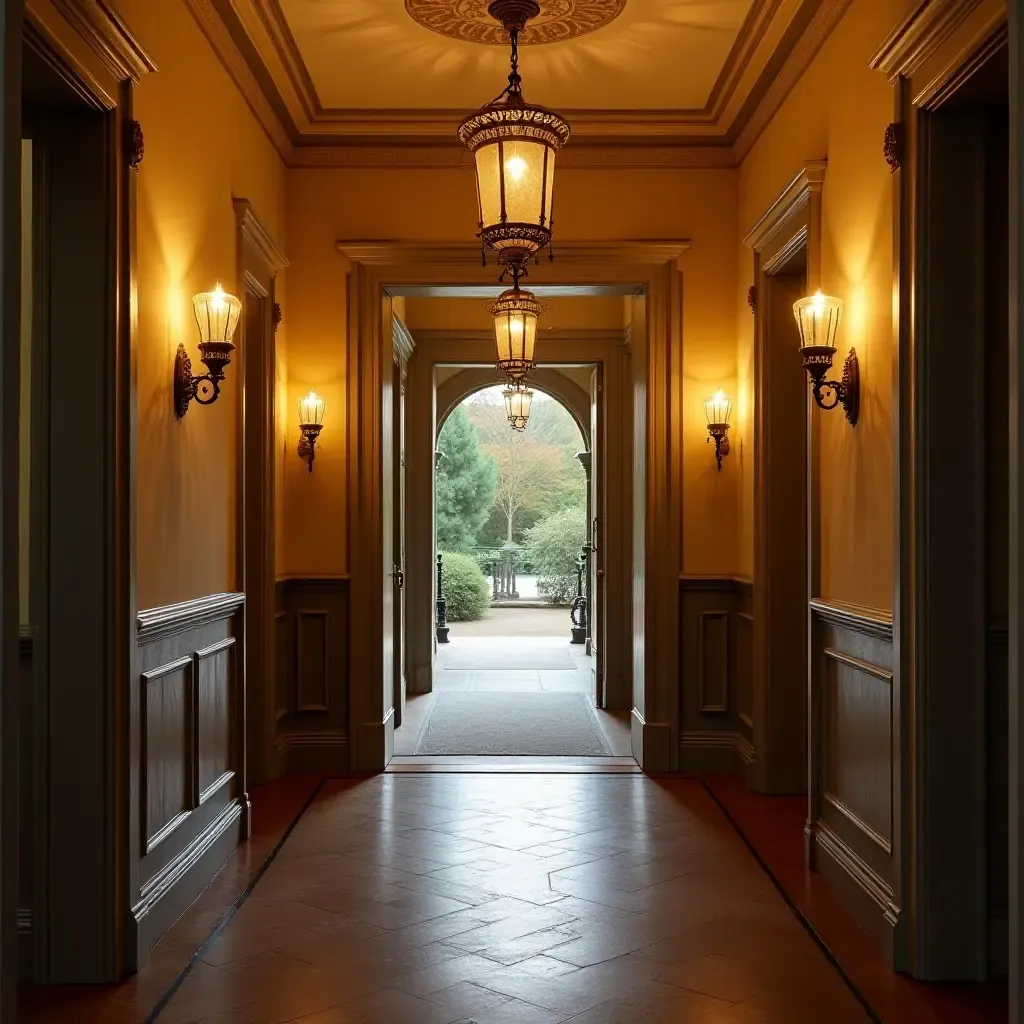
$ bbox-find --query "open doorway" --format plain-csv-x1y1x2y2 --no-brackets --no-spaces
395,381,628,758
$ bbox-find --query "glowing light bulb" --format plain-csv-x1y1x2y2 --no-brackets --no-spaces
811,290,826,317
211,281,225,311
509,319,523,336
505,155,527,182
713,389,725,404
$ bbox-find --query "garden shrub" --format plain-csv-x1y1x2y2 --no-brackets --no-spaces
439,551,490,621
526,506,587,606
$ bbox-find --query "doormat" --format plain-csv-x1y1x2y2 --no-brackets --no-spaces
414,692,613,756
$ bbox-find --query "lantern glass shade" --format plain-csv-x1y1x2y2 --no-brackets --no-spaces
192,282,242,346
297,389,326,427
491,286,542,381
459,99,569,267
504,384,534,431
704,390,732,428
792,291,843,352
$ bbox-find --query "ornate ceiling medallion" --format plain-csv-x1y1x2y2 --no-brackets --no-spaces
405,0,625,45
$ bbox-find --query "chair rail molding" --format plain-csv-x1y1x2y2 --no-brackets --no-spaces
137,592,246,645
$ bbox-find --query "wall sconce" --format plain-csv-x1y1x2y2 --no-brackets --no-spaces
704,390,732,471
792,291,859,426
297,389,326,473
174,282,242,417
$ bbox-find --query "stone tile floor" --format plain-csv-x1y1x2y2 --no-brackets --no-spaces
151,775,870,1023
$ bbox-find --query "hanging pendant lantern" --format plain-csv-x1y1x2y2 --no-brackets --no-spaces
458,0,570,274
503,382,534,431
491,275,542,381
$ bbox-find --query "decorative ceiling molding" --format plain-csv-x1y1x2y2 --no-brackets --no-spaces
404,0,626,46
47,0,158,82
743,159,826,250
913,11,1008,109
732,0,851,160
870,0,982,81
291,143,735,170
177,0,846,168
337,240,691,266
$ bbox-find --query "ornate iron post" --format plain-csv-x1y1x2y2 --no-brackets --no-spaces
490,558,499,600
570,548,588,644
435,553,449,643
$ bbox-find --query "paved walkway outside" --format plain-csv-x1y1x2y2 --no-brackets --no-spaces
153,774,871,1023
448,606,571,638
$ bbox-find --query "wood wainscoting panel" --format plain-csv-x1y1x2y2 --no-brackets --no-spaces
275,577,351,772
679,577,755,775
296,610,330,712
809,598,898,964
196,637,236,805
132,593,245,970
141,655,194,854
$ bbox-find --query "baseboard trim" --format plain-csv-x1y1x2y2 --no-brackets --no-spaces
275,730,350,773
130,799,243,968
679,730,757,774
630,709,671,771
813,821,900,965
357,707,396,771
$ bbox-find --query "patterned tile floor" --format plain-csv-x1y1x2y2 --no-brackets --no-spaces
151,775,870,1023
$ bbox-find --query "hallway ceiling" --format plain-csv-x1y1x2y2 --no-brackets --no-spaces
198,0,836,164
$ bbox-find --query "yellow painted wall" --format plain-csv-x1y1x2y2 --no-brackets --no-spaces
735,0,914,609
120,0,287,608
283,166,742,578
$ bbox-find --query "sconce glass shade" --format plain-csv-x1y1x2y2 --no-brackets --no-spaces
459,100,569,271
192,282,242,349
792,291,843,353
491,285,542,381
297,389,326,427
503,383,534,431
704,389,732,428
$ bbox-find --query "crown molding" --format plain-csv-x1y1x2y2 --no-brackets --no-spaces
411,328,629,346
45,0,157,82
743,159,827,250
291,143,737,170
732,0,851,161
870,0,981,81
337,240,691,266
181,0,843,169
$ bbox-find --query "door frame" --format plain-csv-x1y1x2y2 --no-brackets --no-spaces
339,241,687,772
427,354,608,709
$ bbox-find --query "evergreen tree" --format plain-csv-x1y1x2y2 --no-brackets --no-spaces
435,406,497,552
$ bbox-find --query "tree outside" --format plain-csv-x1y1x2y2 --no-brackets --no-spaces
435,386,588,610
435,406,497,552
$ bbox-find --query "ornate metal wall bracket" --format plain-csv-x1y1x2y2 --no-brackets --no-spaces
706,424,731,471
272,302,282,332
803,347,860,425
126,119,144,171
884,121,904,173
297,424,323,473
174,342,233,417
747,285,757,314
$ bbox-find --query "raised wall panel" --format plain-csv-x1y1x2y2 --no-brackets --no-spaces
737,611,754,731
296,610,330,712
275,610,287,720
823,648,893,854
141,655,194,854
196,637,235,805
698,611,729,713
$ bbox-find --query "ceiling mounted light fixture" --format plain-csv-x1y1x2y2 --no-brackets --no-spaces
492,279,542,382
503,381,534,431
458,0,570,276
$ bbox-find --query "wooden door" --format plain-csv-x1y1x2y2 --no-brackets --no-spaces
381,325,396,745
590,367,605,708
392,358,406,728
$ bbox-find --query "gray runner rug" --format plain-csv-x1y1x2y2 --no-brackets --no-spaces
414,692,613,756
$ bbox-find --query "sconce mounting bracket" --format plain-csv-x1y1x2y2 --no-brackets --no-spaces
174,345,194,418
803,347,859,426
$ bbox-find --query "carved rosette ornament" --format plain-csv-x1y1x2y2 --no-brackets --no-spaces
272,302,282,332
126,119,144,171
883,121,904,173
747,285,757,314
405,0,625,44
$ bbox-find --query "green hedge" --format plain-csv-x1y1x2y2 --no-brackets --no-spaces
526,506,587,606
439,551,490,621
